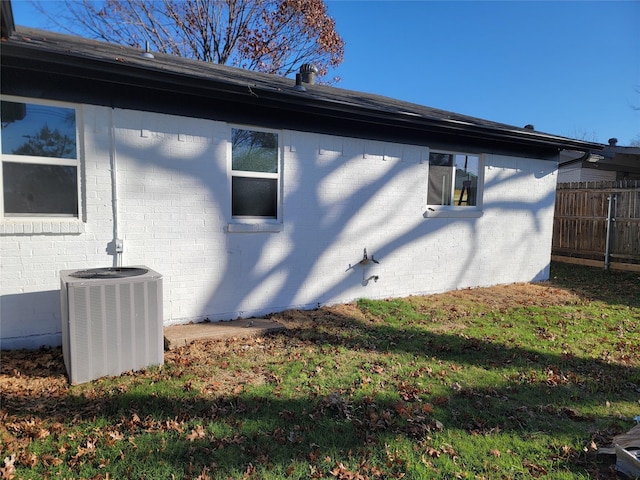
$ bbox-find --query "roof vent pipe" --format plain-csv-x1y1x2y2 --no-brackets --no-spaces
299,63,318,85
293,73,306,92
608,138,618,146
141,40,154,59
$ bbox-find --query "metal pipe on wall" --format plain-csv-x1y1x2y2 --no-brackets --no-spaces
110,108,122,267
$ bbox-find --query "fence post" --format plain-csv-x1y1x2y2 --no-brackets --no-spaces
604,193,616,270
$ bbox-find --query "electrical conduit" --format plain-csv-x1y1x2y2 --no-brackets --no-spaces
110,108,122,267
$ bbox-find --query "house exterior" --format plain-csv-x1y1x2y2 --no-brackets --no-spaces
558,138,640,183
0,5,601,349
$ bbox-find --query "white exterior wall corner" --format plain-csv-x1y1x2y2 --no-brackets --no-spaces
0,107,558,349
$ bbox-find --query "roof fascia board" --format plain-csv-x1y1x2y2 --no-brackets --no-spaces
1,64,561,159
1,38,602,155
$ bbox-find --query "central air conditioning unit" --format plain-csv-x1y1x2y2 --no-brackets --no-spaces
60,266,163,384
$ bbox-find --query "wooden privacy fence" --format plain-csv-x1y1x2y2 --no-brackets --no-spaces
552,180,640,272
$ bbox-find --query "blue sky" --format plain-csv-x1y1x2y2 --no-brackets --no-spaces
10,0,640,145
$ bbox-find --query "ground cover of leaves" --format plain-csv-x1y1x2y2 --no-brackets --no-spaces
1,263,639,479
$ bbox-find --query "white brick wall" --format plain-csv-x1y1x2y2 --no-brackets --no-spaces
0,106,558,349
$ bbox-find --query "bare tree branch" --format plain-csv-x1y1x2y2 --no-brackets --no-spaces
34,0,344,81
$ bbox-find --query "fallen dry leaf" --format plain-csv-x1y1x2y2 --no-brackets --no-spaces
186,425,206,442
1,454,16,480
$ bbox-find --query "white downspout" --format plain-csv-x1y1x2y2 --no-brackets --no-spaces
110,108,123,267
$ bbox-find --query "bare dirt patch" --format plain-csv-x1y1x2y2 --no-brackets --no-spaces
422,282,581,310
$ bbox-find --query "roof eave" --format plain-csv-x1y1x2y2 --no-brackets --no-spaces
1,37,602,155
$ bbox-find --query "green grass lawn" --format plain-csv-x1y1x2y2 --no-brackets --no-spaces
1,262,639,479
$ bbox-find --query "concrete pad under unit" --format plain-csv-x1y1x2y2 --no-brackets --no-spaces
164,318,285,350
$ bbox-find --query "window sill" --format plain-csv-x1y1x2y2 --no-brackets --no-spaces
0,218,85,235
226,222,284,233
423,208,483,219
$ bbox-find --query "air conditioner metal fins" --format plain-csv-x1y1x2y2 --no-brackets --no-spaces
60,266,163,384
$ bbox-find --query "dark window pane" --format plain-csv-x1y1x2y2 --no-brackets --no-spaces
429,153,453,167
232,128,278,173
3,162,78,215
1,101,77,159
232,177,277,217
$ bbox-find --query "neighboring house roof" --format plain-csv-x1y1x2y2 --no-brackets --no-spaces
559,139,640,178
1,11,601,158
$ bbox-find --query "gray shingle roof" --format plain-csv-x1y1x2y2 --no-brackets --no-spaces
2,25,602,154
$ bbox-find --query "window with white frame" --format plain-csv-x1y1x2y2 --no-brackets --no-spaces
231,127,280,219
1,98,79,217
427,152,481,208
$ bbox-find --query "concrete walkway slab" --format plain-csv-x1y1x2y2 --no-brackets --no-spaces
163,318,285,350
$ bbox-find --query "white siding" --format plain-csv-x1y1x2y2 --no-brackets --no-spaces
557,165,616,183
1,107,558,348
578,168,616,182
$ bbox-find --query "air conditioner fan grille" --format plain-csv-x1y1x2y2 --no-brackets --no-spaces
70,267,148,279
